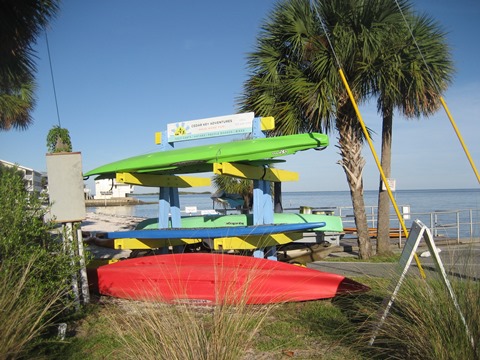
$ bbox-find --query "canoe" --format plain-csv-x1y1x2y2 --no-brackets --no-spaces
136,213,344,233
277,243,339,264
84,132,328,177
96,253,369,304
104,222,325,239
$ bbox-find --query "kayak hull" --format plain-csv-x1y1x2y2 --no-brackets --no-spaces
84,133,329,177
97,253,369,304
106,221,326,239
136,213,343,233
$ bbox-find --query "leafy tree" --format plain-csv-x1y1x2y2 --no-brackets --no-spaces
371,11,453,255
240,0,408,258
0,163,76,294
239,0,452,258
212,175,253,214
46,125,73,152
0,0,60,130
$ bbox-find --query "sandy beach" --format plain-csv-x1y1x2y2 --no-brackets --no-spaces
81,211,145,233
81,212,146,260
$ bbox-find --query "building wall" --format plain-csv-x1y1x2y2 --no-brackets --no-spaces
0,159,44,193
94,178,134,199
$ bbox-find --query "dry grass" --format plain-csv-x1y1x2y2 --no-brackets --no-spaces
100,256,280,360
364,245,480,359
103,298,275,360
0,255,70,360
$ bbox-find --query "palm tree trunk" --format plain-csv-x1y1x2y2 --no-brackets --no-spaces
376,109,394,255
336,117,372,259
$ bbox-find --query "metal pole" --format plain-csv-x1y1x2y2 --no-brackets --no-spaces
456,212,460,244
65,223,80,309
76,228,90,304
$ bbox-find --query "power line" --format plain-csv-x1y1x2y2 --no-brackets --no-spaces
45,30,62,127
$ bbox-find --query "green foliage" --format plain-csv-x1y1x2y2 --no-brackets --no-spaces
0,0,61,131
369,274,480,359
0,163,76,304
0,163,78,357
212,174,253,214
0,255,69,359
46,125,72,153
102,298,274,360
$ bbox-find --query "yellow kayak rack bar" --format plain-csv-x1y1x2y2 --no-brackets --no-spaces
213,162,299,182
116,172,211,188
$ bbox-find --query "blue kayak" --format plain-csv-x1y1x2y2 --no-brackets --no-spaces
106,222,326,239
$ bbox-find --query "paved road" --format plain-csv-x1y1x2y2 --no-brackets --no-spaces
308,240,480,279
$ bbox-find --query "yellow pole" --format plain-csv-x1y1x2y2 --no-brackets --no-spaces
338,69,426,278
440,97,480,184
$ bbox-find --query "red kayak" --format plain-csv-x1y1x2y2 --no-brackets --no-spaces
97,253,369,304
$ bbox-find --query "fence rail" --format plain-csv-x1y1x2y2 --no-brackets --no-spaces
336,205,480,244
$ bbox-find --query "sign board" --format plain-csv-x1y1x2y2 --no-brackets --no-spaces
369,219,471,346
381,178,396,191
184,206,198,214
167,112,255,143
46,152,86,223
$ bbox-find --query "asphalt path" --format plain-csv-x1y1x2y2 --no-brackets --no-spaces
308,241,480,280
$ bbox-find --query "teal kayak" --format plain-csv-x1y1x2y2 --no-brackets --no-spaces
136,213,343,233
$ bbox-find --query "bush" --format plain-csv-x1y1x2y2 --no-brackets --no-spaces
0,164,77,291
0,164,78,357
366,256,479,359
0,255,69,359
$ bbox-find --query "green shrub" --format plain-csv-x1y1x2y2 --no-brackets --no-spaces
0,164,76,292
366,256,480,359
0,255,69,359
0,164,78,357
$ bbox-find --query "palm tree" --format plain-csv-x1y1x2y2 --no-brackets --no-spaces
0,0,60,130
372,10,453,255
212,175,253,214
239,0,411,259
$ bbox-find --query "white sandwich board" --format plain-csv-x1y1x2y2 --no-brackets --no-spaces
369,219,472,346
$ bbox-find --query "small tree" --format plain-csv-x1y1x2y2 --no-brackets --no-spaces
0,164,76,290
212,175,253,214
46,125,72,152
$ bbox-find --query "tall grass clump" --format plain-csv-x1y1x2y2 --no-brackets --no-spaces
104,299,275,360
101,259,279,360
366,248,480,360
0,256,69,359
0,165,78,358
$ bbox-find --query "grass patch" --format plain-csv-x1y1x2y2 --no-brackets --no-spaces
0,255,72,360
325,253,401,263
365,263,480,359
23,244,480,359
98,294,276,360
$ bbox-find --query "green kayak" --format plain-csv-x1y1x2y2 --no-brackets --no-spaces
136,213,343,233
84,132,328,177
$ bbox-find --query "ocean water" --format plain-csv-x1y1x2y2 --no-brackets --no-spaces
89,188,480,239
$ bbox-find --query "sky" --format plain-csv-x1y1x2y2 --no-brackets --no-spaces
1,0,479,194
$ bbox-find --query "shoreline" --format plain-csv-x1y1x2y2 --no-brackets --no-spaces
81,211,145,233
85,197,149,207
82,212,146,260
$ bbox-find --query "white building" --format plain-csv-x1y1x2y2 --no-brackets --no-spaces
94,178,134,199
0,159,45,193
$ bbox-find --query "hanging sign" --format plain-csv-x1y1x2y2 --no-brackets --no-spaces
167,112,255,143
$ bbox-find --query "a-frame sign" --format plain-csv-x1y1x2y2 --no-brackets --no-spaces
369,219,473,347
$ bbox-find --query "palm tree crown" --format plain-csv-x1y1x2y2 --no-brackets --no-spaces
0,0,60,130
238,0,453,259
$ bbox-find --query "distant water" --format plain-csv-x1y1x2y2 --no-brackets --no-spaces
88,188,480,239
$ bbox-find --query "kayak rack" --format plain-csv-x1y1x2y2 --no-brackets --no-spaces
113,113,308,260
